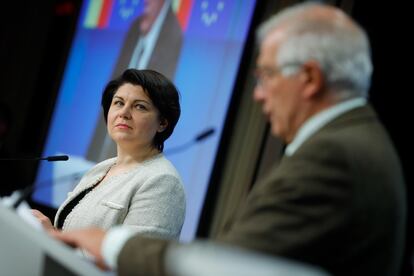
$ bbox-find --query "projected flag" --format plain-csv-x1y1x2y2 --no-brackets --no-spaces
83,0,114,29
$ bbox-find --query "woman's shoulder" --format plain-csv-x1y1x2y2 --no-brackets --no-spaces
141,154,180,177
123,154,183,191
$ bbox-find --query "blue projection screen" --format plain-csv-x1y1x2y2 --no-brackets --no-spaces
33,0,256,241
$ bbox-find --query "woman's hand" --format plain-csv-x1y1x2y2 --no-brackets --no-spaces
31,209,56,233
52,228,109,270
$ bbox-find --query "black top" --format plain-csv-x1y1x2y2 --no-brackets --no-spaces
56,186,95,229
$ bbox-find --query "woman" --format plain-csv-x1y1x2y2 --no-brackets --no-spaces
33,69,185,239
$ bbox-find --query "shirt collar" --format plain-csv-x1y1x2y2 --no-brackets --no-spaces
134,1,170,69
140,1,170,46
284,97,367,156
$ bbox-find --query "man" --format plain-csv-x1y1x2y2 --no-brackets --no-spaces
55,3,406,276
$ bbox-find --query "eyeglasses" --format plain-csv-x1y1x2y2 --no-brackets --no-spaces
254,63,302,87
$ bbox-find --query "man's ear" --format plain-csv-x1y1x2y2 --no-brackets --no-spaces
300,61,324,99
158,119,168,133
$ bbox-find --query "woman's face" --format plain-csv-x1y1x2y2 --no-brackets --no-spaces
107,83,166,150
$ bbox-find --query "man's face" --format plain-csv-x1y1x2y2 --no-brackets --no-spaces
140,0,165,35
253,30,304,143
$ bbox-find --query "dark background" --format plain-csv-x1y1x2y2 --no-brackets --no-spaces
352,2,412,275
0,0,81,195
0,1,411,275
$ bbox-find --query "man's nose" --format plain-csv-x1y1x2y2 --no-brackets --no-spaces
253,85,265,103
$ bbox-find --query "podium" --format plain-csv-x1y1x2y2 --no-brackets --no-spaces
0,204,108,276
165,241,330,276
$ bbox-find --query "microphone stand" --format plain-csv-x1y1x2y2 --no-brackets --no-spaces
165,128,215,155
0,155,70,209
11,171,87,210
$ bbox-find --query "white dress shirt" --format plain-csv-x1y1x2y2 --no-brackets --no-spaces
285,98,367,156
102,226,136,268
128,0,170,69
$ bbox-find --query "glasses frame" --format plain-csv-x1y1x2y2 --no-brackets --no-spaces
254,63,302,87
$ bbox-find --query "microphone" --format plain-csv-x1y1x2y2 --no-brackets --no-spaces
165,128,216,155
40,155,69,161
0,155,69,162
195,128,215,142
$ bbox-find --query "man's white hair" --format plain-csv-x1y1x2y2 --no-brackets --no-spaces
257,2,372,99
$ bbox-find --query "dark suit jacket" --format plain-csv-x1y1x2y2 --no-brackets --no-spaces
111,7,183,80
87,7,183,162
117,105,407,276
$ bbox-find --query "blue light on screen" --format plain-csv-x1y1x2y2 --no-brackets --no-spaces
33,0,256,241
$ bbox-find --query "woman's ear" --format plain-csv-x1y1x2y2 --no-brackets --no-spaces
158,119,168,133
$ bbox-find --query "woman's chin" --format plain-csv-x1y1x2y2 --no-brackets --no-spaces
112,134,134,143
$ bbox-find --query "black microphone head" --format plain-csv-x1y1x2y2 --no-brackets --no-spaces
45,155,69,161
195,128,215,142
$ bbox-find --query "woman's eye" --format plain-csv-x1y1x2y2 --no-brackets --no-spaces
135,104,147,110
113,100,123,106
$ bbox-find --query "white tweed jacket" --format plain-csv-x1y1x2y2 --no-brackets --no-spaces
54,154,186,239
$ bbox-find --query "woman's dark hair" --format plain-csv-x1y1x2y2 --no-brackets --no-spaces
101,69,180,152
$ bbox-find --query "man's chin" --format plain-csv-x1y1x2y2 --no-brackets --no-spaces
270,124,279,137
271,126,286,142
